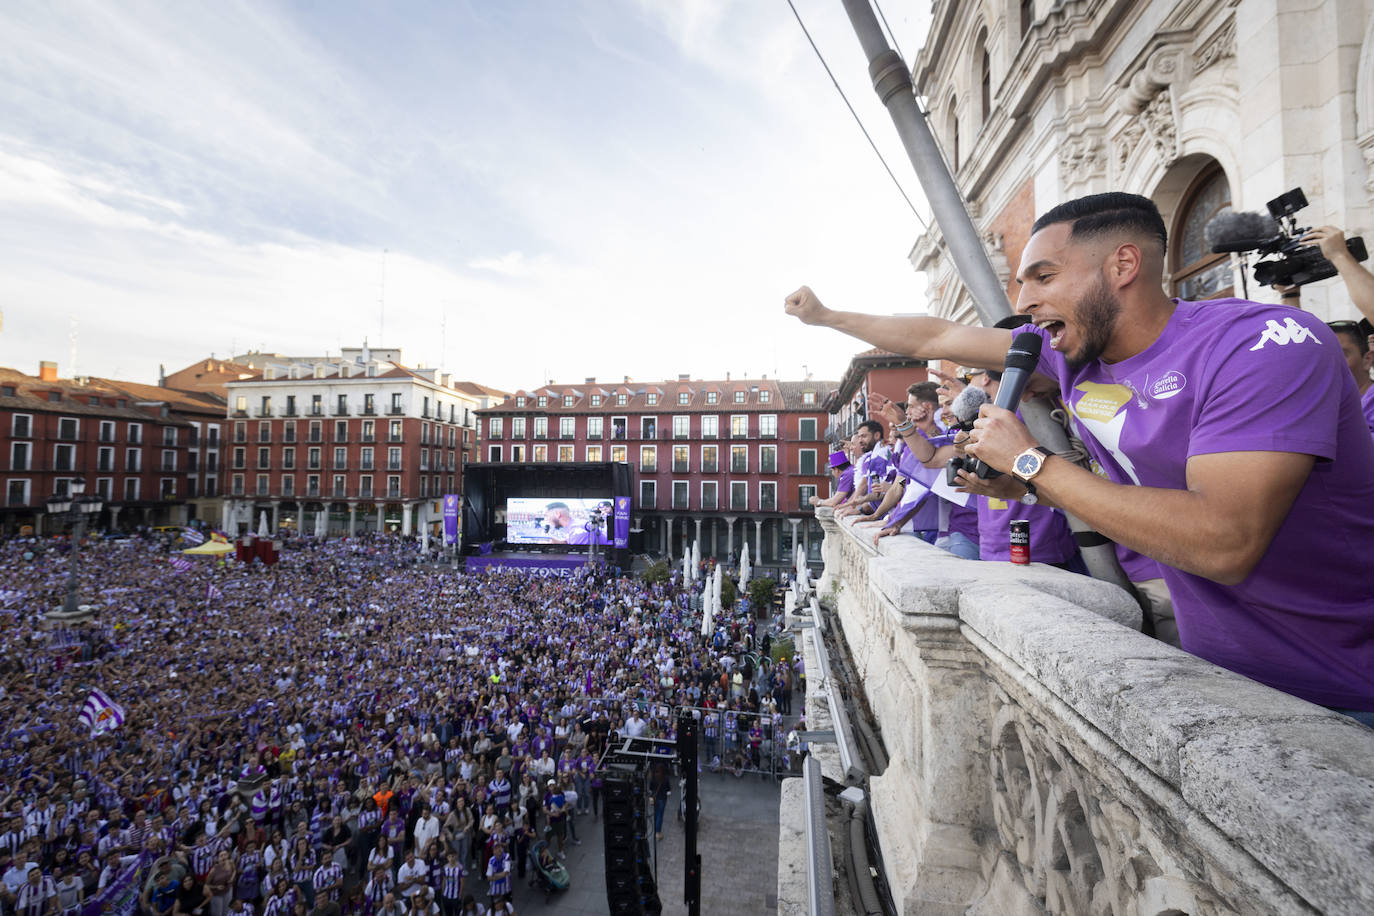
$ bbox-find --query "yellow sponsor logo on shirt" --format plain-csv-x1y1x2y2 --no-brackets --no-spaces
1071,382,1132,423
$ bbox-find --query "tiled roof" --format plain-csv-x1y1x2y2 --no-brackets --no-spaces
480,377,837,414
0,368,189,423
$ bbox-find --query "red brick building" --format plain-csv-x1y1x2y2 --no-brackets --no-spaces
476,375,836,569
0,362,202,533
218,348,504,537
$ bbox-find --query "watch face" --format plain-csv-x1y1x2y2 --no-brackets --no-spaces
1014,453,1040,478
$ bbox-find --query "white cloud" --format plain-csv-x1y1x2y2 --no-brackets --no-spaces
0,0,939,393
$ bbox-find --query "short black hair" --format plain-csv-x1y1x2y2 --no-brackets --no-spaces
859,419,883,438
1032,192,1167,252
1330,321,1370,354
544,502,569,513
907,381,940,405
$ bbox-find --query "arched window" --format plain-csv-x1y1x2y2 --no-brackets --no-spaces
977,29,991,123
1171,164,1233,300
947,96,960,170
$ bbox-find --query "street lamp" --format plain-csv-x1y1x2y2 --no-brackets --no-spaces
45,480,104,621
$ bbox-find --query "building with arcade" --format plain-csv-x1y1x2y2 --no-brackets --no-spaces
475,374,836,570
218,346,505,538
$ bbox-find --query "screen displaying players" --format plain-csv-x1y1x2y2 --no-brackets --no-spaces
505,497,613,546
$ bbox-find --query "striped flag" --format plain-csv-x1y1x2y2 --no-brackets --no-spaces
205,583,223,605
78,688,125,737
182,528,205,546
171,557,195,573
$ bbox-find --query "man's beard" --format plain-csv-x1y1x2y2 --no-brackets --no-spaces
1067,273,1121,369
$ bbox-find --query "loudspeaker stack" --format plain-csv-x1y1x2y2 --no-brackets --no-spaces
602,774,662,915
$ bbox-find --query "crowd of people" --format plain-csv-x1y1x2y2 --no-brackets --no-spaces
0,533,800,916
791,190,1374,726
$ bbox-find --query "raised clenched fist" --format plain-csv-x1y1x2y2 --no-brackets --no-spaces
784,286,829,326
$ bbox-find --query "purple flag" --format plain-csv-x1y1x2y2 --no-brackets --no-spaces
442,494,460,545
613,496,631,549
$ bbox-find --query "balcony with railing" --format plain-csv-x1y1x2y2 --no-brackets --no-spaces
387,405,404,416
731,457,748,474
804,508,1374,915
99,429,116,443
387,460,403,471
362,432,376,443
359,485,374,500
304,484,321,498
284,431,297,443
386,484,402,499
760,490,776,511
231,481,245,496
308,432,322,443
234,430,247,443
255,407,273,418
307,460,321,471
360,459,374,471
332,485,348,499
673,460,690,474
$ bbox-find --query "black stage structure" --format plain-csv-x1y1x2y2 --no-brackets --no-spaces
459,461,633,570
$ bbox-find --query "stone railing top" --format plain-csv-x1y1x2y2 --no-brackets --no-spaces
817,506,1374,912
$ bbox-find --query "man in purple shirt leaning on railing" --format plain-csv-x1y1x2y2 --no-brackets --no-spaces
785,191,1374,726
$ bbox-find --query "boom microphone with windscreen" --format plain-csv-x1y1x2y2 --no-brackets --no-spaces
967,331,1044,479
1205,210,1282,253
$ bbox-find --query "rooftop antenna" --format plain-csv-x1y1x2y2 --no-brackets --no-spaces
379,248,389,344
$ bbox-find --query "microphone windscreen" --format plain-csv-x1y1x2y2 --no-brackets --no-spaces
1204,210,1279,251
950,385,988,424
1005,331,1043,374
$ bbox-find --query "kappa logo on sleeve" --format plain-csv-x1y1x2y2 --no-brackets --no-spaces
1249,317,1323,351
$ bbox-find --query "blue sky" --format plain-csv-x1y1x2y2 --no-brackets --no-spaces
0,0,932,390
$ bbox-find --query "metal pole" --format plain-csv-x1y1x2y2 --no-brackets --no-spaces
839,0,1010,326
64,513,82,614
837,0,1134,593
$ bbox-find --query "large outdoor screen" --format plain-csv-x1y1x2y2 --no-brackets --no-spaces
505,496,613,546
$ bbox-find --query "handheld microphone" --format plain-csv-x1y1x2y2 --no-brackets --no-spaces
968,331,1044,479
1205,210,1282,254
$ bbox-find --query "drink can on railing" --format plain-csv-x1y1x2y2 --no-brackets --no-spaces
1009,519,1031,565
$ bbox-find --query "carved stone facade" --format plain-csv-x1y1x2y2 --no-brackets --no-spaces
909,0,1374,326
807,507,1374,915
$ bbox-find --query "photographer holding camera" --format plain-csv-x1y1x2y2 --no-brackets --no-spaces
1303,225,1374,322
785,191,1374,723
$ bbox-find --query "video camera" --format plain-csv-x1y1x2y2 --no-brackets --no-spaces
1206,187,1367,288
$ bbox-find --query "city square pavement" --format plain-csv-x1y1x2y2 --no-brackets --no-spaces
507,771,783,914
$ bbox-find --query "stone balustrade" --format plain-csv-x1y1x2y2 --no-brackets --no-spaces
811,507,1374,915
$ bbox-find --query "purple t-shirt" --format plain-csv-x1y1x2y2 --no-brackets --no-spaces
888,438,941,532
974,496,1076,564
1028,298,1374,709
833,467,855,499
1362,384,1374,437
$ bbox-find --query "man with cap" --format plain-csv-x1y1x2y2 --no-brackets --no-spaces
810,450,855,507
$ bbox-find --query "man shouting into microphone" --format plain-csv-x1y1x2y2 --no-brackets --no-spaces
785,191,1374,724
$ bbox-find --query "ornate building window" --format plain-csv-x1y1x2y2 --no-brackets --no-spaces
1171,164,1233,301
947,96,960,170
977,29,991,124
